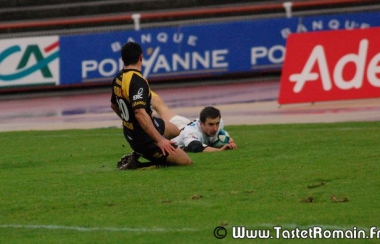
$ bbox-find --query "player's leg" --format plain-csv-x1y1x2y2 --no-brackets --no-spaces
121,117,192,168
166,147,193,165
163,115,193,139
169,115,192,130
131,145,192,167
130,136,192,167
151,92,192,132
151,93,177,122
164,120,180,139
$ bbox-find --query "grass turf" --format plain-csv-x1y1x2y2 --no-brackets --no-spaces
0,122,379,243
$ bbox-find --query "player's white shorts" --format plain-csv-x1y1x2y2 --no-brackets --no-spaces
169,115,191,130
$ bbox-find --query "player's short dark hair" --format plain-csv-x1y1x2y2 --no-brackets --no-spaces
121,41,142,66
199,106,221,123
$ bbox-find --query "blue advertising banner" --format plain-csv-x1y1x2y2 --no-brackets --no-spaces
59,18,294,85
59,11,380,86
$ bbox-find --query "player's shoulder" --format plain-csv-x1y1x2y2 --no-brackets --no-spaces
127,70,145,80
128,71,149,88
120,69,144,82
113,69,124,81
183,120,201,132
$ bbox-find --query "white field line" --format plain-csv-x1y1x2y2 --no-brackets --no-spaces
0,224,198,232
0,223,371,233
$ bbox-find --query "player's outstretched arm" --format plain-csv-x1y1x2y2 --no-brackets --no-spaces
203,143,236,152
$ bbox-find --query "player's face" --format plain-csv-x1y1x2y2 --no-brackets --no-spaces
200,117,220,136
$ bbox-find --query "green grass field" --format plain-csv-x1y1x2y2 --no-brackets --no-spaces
1,122,380,243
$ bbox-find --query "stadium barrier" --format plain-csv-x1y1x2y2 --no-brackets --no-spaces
0,0,374,32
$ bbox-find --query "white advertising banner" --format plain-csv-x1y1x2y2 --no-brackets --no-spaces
0,36,59,88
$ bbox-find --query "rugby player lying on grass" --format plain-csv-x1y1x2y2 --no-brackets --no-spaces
172,106,237,153
115,92,236,169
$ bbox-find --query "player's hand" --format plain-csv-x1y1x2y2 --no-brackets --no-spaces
219,138,237,150
228,137,237,149
157,138,176,155
220,144,231,150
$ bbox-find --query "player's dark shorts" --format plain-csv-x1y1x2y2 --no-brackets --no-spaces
123,117,176,163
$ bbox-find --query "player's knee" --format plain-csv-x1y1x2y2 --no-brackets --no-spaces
165,123,180,139
182,157,193,165
174,154,192,165
168,148,193,165
177,154,193,165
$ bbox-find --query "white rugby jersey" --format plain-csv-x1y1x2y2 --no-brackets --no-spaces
173,118,224,149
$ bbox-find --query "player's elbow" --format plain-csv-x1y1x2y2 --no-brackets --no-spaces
134,108,146,121
186,141,205,153
111,103,118,111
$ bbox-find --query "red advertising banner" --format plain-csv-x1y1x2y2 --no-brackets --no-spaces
278,27,380,104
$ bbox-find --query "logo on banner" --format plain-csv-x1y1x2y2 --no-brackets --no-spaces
279,27,380,104
0,37,59,87
81,32,229,80
130,32,229,78
251,17,371,71
280,18,370,39
289,39,380,93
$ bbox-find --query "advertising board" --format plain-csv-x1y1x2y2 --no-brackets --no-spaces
0,36,59,88
1,11,379,90
279,27,380,104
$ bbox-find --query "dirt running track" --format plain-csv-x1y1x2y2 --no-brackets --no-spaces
1,79,380,132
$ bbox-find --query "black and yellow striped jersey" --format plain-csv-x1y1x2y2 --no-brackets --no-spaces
110,68,153,135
